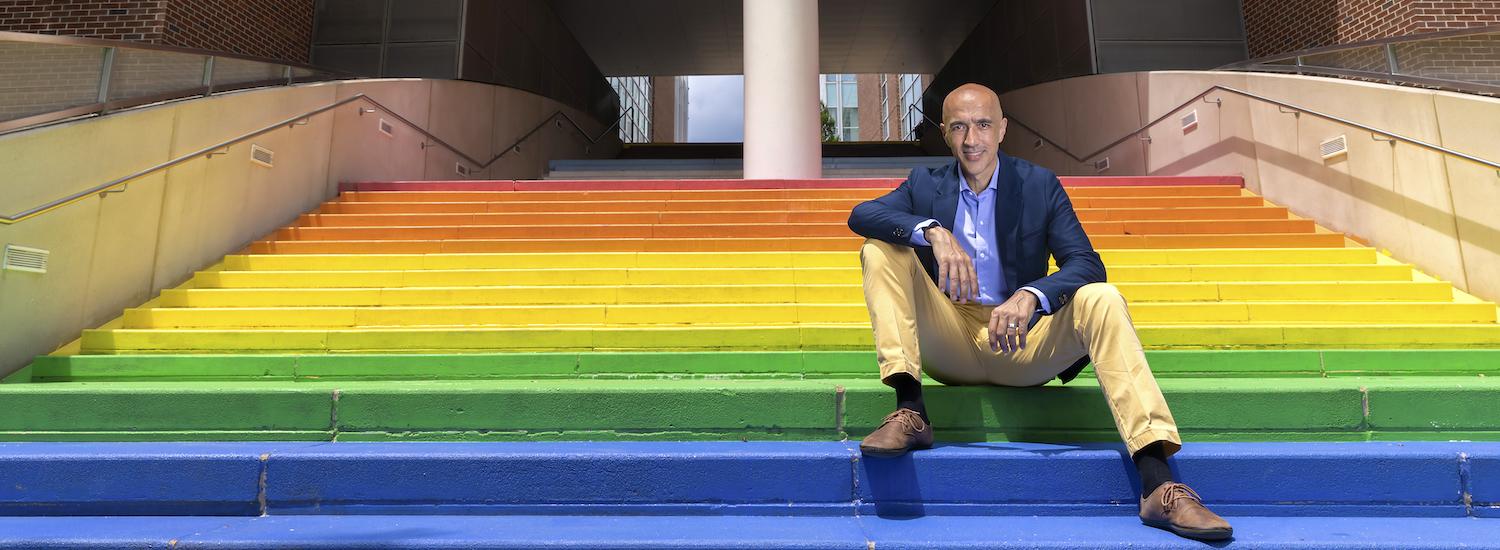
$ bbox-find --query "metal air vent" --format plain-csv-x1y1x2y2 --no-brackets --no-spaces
1181,110,1199,133
455,162,471,177
250,144,274,168
1094,157,1111,173
1320,135,1349,160
378,118,394,137
3,245,49,273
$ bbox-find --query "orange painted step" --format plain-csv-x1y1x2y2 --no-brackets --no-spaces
294,206,1293,228
1090,233,1347,248
1082,206,1290,221
273,219,1319,242
334,185,1245,203
316,199,868,215
315,196,1267,216
1070,197,1264,209
249,232,1347,254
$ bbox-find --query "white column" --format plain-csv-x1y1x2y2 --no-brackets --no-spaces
743,0,821,179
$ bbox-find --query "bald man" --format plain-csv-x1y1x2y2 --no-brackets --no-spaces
846,83,1231,541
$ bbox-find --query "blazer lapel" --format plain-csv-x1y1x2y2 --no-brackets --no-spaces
994,152,1022,294
933,162,961,235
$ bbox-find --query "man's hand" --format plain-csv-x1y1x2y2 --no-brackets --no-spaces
925,226,978,303
989,290,1038,353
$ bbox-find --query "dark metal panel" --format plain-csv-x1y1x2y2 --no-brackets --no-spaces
1090,0,1246,41
389,0,463,43
313,0,387,45
384,43,459,78
311,44,382,76
1096,41,1250,72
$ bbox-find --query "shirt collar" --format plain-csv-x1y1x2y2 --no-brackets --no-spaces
960,159,1002,198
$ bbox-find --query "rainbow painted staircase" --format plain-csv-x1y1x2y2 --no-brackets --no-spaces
4,175,1500,548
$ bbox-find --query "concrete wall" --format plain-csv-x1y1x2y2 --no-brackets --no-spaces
998,70,1500,303
0,78,618,377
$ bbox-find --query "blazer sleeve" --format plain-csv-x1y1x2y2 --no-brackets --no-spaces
1022,173,1106,312
847,168,934,245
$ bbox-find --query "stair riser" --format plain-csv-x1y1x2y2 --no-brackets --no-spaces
0,442,1489,518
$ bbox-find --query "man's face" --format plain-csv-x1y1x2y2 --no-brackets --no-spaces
942,89,1007,185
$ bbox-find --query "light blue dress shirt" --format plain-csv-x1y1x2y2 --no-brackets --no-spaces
910,166,1052,312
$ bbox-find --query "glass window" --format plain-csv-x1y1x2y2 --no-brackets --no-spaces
607,76,652,143
821,74,859,141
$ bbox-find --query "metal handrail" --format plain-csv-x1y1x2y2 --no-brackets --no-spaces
1219,24,1500,71
1216,24,1500,97
0,31,351,135
0,31,330,71
0,94,629,225
904,85,1500,173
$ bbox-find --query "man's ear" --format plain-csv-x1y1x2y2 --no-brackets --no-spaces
996,118,1009,144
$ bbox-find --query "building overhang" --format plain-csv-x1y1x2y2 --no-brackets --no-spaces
550,0,999,76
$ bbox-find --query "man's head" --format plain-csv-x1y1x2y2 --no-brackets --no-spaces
941,83,1008,186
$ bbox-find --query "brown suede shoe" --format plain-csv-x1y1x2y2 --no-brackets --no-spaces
858,408,933,456
1139,482,1233,541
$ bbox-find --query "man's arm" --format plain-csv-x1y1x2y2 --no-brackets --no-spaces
848,169,980,302
848,168,935,245
1020,174,1106,312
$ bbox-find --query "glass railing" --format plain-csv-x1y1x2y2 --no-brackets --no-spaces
0,31,346,134
1218,25,1500,96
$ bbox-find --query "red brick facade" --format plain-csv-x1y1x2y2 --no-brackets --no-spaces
162,1,312,62
1244,0,1500,58
0,1,167,41
0,0,312,62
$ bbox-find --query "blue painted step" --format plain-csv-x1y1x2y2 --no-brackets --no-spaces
3,441,1498,517
2,515,1499,549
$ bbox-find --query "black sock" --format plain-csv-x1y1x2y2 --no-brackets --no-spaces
1133,442,1174,496
887,373,928,423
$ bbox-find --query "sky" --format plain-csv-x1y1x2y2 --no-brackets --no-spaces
685,75,744,142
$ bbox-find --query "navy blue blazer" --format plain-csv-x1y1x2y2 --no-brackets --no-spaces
847,151,1106,383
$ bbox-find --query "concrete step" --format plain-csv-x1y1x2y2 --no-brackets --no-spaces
0,441,1494,517
78,323,1500,353
116,301,1498,329
23,350,1500,382
335,185,1244,201
2,376,1499,441
318,195,1269,213
9,514,1498,549
296,206,1294,227
246,233,1351,253
157,281,1457,307
215,249,1383,270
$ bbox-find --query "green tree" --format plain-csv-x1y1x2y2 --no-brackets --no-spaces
820,102,839,142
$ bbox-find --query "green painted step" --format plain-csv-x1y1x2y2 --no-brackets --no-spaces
0,377,1497,442
16,350,1500,383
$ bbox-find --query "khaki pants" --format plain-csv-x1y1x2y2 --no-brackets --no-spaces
859,238,1181,456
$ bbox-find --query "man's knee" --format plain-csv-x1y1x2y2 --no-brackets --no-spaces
860,238,915,269
1074,282,1125,307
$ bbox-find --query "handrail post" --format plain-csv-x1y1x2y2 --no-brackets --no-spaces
1385,43,1400,76
96,47,116,104
284,66,294,86
202,56,216,96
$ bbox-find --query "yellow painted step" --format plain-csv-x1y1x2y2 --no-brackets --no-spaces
119,301,1495,329
193,263,1416,290
79,323,1500,353
160,281,1456,307
220,249,1380,271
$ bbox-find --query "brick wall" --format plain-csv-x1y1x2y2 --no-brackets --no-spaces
1244,0,1500,58
163,0,312,62
0,1,167,41
0,0,312,63
0,40,104,120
